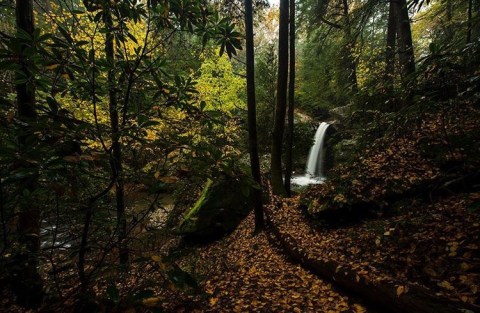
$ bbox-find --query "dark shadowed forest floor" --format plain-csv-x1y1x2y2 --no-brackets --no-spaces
174,213,371,313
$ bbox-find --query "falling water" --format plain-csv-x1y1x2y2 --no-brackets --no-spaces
305,122,330,177
291,122,330,186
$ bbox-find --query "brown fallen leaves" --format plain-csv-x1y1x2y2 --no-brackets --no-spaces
269,192,480,307
178,213,370,312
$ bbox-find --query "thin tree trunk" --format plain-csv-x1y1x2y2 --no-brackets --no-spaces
284,0,295,197
445,0,454,43
385,0,396,93
244,0,264,231
270,0,289,196
467,0,473,44
103,6,128,267
394,0,415,90
78,205,93,294
341,0,358,94
14,0,43,307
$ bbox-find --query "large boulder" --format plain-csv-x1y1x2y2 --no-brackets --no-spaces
175,173,253,241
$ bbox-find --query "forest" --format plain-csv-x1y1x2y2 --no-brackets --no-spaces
0,0,479,312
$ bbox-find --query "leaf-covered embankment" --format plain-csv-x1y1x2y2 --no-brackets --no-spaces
265,193,480,313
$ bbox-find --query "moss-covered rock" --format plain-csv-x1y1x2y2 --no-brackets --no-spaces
175,173,253,240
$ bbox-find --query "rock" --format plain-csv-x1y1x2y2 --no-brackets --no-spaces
175,173,253,241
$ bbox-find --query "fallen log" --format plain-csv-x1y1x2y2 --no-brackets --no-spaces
264,203,479,313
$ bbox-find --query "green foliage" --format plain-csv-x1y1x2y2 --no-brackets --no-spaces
255,43,276,151
195,48,245,113
0,0,249,307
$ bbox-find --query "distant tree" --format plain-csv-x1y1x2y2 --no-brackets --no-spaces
394,0,416,90
385,0,396,93
270,0,289,196
467,0,473,44
244,0,264,230
341,0,358,94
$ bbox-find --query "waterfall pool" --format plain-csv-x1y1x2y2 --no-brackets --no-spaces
291,175,325,187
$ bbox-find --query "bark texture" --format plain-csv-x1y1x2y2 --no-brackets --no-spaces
284,0,295,197
270,0,289,196
244,0,264,230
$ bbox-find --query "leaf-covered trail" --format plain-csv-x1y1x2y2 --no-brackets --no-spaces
184,214,371,313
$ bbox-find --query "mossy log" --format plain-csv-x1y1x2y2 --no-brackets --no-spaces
176,174,253,240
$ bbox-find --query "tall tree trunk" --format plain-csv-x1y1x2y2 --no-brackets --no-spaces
13,0,43,307
341,0,358,94
270,0,289,196
284,0,295,197
244,0,264,231
394,0,415,91
103,6,128,267
467,0,473,44
445,0,454,43
385,0,397,93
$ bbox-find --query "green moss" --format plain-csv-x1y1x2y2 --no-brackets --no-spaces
176,173,252,239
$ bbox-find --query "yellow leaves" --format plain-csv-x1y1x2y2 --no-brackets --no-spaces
437,280,454,290
383,228,395,236
158,176,179,183
154,172,179,183
209,297,219,306
46,64,60,70
396,285,408,297
142,297,160,307
151,255,162,262
333,193,346,203
352,304,367,313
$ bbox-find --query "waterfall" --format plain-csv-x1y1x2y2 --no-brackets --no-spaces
305,122,330,178
291,122,330,186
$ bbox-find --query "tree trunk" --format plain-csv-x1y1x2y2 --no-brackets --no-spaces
270,0,289,196
284,0,295,197
341,0,358,94
13,0,43,307
385,0,396,93
445,0,454,43
467,0,473,44
103,7,128,267
394,0,415,90
244,0,264,231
